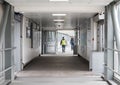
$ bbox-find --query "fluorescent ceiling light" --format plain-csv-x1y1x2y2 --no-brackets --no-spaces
50,0,69,2
53,19,64,22
52,14,67,16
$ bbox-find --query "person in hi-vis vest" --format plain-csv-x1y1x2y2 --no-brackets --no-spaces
60,37,67,53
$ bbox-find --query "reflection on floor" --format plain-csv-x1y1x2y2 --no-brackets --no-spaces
10,56,108,85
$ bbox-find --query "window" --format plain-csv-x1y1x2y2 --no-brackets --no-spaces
113,2,120,80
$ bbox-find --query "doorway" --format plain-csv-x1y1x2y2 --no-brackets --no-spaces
42,30,76,55
56,30,75,55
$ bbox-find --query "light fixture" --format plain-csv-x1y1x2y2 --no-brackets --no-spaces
50,0,69,2
53,19,64,22
52,14,67,16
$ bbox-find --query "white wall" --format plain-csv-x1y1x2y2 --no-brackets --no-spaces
89,18,97,69
78,17,104,71
14,20,21,72
91,19,97,51
78,19,91,61
22,16,40,66
92,52,104,74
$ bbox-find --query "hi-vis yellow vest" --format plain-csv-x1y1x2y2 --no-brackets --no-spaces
61,40,66,45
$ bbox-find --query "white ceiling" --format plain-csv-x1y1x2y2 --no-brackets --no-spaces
5,0,113,28
24,13,94,28
5,0,113,13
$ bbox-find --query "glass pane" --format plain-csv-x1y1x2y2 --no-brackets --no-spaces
114,40,119,78
114,3,120,79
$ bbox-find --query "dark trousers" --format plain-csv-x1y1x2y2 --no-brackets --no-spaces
62,45,66,52
71,45,74,50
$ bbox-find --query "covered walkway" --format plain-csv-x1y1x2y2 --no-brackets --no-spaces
1,0,120,85
10,56,108,85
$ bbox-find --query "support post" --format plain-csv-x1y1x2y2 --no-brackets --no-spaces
0,3,10,47
104,4,114,80
111,2,120,73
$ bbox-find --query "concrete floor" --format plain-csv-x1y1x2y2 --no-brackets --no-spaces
10,56,109,85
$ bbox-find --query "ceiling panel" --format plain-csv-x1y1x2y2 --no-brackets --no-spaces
5,0,113,13
5,0,113,29
24,12,95,28
5,0,113,6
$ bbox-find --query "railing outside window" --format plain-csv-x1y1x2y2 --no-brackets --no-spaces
104,47,120,81
0,47,16,84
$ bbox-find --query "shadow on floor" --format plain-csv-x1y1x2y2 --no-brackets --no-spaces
24,56,89,71
12,56,108,85
17,56,93,77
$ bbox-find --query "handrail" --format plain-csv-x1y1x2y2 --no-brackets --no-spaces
0,65,14,75
0,47,16,52
104,48,120,52
105,65,120,76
